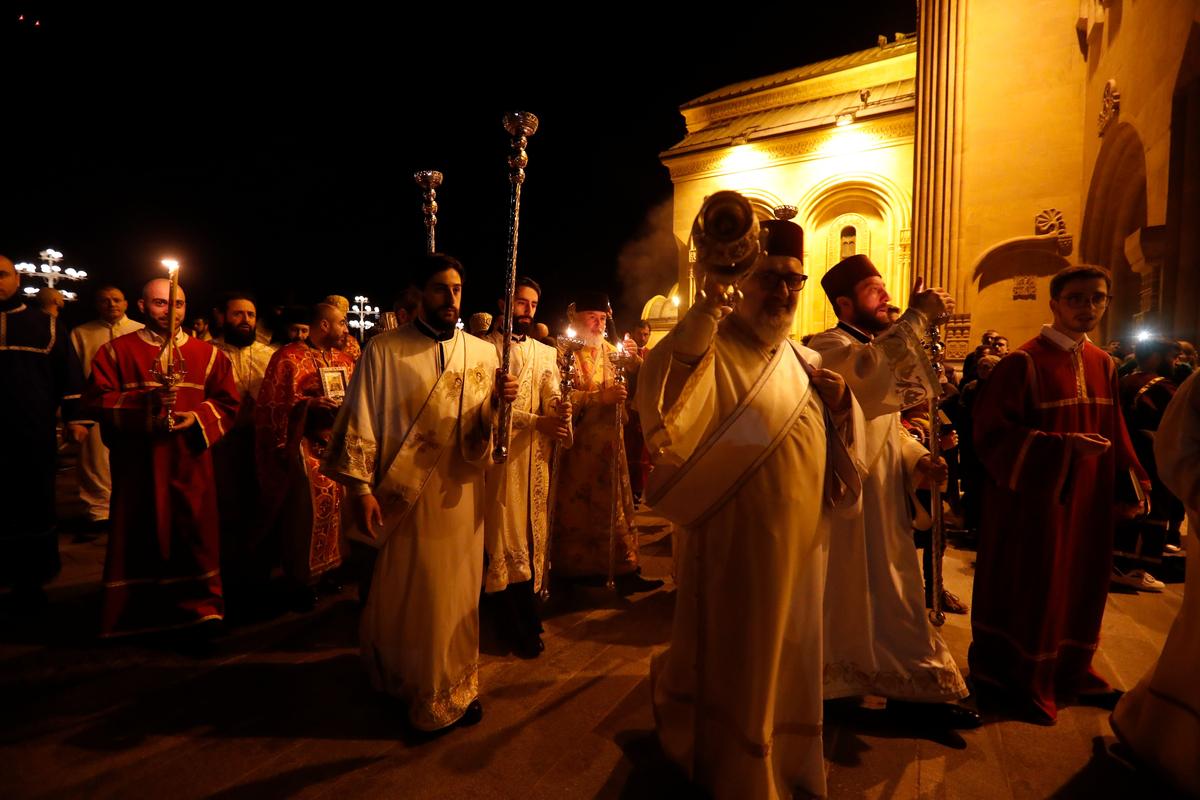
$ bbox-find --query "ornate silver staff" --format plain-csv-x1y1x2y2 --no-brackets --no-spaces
414,170,443,254
493,111,538,464
606,339,634,591
540,326,585,601
925,311,951,627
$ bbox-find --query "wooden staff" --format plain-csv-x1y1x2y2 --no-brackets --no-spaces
493,111,538,464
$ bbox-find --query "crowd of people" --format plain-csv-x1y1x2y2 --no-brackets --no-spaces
1,219,1196,798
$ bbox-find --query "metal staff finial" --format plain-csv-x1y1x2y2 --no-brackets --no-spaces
414,170,443,255
493,111,539,465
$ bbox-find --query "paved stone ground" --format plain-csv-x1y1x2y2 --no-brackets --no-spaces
0,470,1189,799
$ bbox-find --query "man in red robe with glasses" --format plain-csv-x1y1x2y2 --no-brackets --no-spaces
86,277,240,639
971,264,1148,724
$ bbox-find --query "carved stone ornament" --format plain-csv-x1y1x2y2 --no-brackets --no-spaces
1013,275,1038,300
1035,208,1074,256
944,314,972,361
1099,79,1120,136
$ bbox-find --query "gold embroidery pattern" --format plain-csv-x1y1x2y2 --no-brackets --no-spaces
824,660,968,700
412,662,480,731
440,370,464,402
1072,349,1088,401
404,428,443,456
530,432,551,590
877,321,933,409
342,432,378,482
383,484,414,515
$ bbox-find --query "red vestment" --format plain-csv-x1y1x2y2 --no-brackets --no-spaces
970,332,1146,719
86,331,239,637
255,341,355,584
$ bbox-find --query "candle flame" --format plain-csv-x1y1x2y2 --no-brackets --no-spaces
161,258,180,273
566,327,576,338
616,342,625,354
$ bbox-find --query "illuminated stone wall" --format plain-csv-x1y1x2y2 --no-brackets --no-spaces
663,40,918,340
663,4,1200,348
932,0,1199,346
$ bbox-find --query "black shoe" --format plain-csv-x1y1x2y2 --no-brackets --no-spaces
456,699,483,728
888,700,982,729
617,571,664,595
972,683,1056,726
513,633,545,660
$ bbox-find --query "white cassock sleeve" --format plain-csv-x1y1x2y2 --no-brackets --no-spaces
810,309,936,420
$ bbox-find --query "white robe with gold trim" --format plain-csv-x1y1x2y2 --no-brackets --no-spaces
483,333,569,594
638,316,850,800
324,325,496,731
809,315,968,702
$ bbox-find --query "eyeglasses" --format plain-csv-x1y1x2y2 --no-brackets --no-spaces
1060,292,1111,309
755,271,808,293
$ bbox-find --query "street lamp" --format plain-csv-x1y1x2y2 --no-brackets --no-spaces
15,247,88,301
348,295,380,342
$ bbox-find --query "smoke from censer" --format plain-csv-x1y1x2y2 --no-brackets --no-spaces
615,200,680,335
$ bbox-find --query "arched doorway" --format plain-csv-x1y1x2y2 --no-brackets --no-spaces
1164,23,1200,341
1080,122,1148,343
796,174,912,338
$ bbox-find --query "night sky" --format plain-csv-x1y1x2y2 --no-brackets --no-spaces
5,5,916,335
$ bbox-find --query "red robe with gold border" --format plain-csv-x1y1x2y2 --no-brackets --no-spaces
970,332,1146,720
86,330,239,637
255,341,355,584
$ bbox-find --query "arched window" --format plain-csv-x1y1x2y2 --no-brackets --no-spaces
840,226,857,259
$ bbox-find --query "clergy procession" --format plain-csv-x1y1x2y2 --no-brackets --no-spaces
4,127,1200,798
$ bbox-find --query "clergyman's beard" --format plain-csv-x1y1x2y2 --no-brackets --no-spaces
421,300,457,333
580,329,605,348
224,324,256,348
743,305,794,346
513,316,533,335
851,302,891,335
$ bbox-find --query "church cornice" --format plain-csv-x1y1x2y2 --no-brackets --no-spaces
663,114,915,182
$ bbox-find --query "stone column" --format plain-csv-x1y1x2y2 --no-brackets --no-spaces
913,0,969,308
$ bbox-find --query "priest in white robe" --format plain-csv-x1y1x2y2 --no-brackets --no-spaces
1111,369,1200,795
65,285,143,526
323,254,516,732
638,218,862,800
484,277,572,658
808,254,977,728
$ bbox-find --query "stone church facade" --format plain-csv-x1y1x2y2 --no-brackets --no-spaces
655,1,1199,357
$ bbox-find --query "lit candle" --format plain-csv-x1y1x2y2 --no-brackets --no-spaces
566,326,576,338
161,258,180,367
